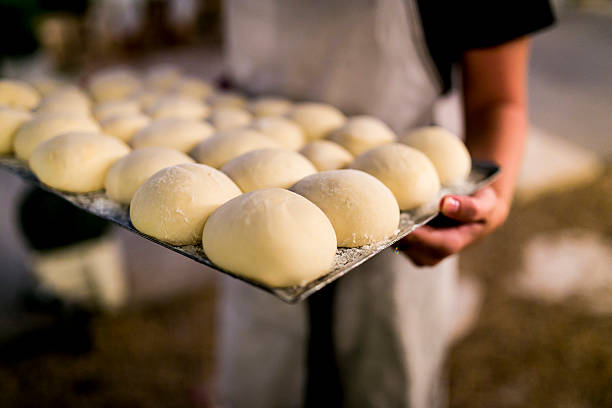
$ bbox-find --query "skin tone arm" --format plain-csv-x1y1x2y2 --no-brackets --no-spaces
400,36,530,266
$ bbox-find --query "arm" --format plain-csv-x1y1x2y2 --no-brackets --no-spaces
400,36,530,266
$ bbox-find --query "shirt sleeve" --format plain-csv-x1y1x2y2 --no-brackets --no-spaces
416,0,556,93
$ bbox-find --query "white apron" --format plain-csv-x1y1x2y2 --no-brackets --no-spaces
216,1,457,407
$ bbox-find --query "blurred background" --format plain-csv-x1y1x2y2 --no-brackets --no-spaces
0,0,611,407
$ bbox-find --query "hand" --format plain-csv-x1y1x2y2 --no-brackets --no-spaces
398,186,510,266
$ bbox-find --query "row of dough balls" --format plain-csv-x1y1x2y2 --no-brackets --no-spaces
0,72,471,288
1,71,470,186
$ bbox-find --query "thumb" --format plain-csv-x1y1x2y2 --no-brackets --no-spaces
439,189,496,223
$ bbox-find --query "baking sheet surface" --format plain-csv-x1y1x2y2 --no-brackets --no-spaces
0,155,499,303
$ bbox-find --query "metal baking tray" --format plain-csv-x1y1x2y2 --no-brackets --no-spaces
0,155,499,303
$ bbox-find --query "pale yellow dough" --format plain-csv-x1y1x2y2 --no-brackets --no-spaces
100,114,151,143
299,140,353,171
349,143,440,210
202,188,337,287
170,77,215,100
144,65,182,91
208,107,253,131
104,146,194,204
207,92,247,109
190,128,279,168
29,132,130,193
400,126,471,186
93,100,141,122
221,148,317,192
130,118,214,153
130,163,241,245
0,79,40,110
88,69,141,102
0,107,32,154
327,115,396,156
287,102,346,141
291,169,400,247
251,116,305,150
13,114,100,160
35,87,91,116
146,96,210,120
248,97,292,117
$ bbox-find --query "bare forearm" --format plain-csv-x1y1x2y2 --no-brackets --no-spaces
462,36,530,207
465,101,527,205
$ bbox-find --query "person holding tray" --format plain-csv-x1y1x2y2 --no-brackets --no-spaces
214,1,555,407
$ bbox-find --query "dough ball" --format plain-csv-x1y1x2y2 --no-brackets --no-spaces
35,87,92,116
299,140,353,171
93,100,141,122
400,126,471,186
249,96,292,117
0,107,32,154
190,128,280,168
221,148,316,192
327,115,396,156
130,163,241,245
207,92,247,109
13,114,100,161
0,79,40,110
170,77,215,100
202,188,337,287
144,65,182,91
291,169,399,247
30,131,130,193
208,107,253,131
349,143,440,210
105,146,194,204
134,90,166,111
100,113,150,142
287,102,346,141
26,76,71,96
250,116,305,150
88,69,141,102
146,96,210,120
131,118,214,152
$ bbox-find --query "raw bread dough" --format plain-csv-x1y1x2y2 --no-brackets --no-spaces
190,128,280,168
26,76,70,96
207,92,247,109
349,143,440,210
221,148,316,192
13,114,100,160
208,107,253,131
130,118,214,152
249,96,292,117
250,116,305,150
287,102,346,141
299,140,353,171
36,87,91,116
100,114,151,142
400,126,471,186
144,65,181,91
327,115,396,156
170,77,215,100
145,96,210,120
0,79,40,110
29,132,130,193
105,146,194,204
291,169,399,247
88,69,141,102
202,188,337,287
130,163,241,245
93,100,141,122
0,107,31,154
134,90,166,111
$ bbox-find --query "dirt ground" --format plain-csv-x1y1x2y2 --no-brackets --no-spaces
0,163,610,408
